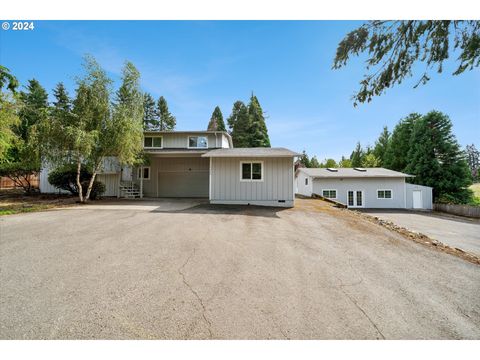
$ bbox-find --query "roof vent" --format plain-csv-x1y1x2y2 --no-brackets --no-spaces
326,168,338,172
354,167,367,172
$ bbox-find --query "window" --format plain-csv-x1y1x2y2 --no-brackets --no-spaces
241,162,263,181
188,136,208,148
137,167,150,180
322,189,337,199
377,190,392,199
144,136,162,148
305,178,308,186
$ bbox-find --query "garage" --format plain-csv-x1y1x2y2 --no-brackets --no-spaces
157,170,209,197
134,156,210,198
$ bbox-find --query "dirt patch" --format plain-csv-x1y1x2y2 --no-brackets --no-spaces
0,190,77,216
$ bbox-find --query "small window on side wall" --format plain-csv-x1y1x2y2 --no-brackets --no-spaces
305,178,308,186
322,190,337,199
241,162,263,181
137,167,150,180
377,190,392,199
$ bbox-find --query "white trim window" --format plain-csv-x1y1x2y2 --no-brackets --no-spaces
144,136,163,149
137,167,151,180
188,136,208,149
240,161,263,181
305,177,308,185
377,189,392,199
322,189,337,199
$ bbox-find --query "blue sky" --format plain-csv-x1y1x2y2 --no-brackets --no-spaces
1,21,478,160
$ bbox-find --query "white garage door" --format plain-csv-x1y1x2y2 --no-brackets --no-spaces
157,170,209,198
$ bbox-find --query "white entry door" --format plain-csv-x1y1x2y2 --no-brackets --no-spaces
412,190,422,209
347,190,364,208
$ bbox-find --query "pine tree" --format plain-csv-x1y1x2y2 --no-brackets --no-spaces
230,103,251,148
156,96,176,131
143,93,157,130
383,113,420,171
406,111,472,201
51,82,73,128
350,142,364,167
298,150,311,168
247,94,270,147
373,126,390,166
227,101,243,132
18,79,49,141
207,106,226,131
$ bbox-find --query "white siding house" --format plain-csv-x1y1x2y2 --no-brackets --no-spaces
39,131,300,207
203,148,299,207
295,167,433,210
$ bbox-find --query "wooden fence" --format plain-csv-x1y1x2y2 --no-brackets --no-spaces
434,203,480,219
0,175,39,190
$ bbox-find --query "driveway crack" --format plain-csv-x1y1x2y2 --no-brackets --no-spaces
340,288,385,340
178,248,213,339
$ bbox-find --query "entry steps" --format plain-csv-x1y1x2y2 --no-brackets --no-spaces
119,181,141,198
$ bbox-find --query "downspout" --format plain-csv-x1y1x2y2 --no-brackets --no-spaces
140,165,144,199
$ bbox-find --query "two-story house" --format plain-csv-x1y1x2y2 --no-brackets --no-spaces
39,130,300,207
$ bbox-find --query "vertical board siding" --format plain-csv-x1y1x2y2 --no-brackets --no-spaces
96,174,119,197
211,157,294,202
162,133,219,148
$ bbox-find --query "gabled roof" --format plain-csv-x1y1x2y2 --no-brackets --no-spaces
297,167,414,178
202,147,300,158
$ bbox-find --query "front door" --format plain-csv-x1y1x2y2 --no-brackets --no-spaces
347,190,364,208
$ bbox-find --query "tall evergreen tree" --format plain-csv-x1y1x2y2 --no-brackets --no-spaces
230,102,251,147
298,150,311,168
143,92,157,130
227,101,244,132
18,79,48,141
350,142,364,167
310,156,321,168
156,96,176,131
383,113,421,171
207,106,226,131
373,126,390,166
247,94,270,147
405,111,472,201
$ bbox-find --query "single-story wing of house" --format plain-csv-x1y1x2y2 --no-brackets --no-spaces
295,167,433,210
39,130,300,207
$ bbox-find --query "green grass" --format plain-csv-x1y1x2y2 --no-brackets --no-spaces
469,183,480,206
0,204,54,216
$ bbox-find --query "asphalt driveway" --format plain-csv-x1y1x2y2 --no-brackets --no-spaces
361,209,480,256
0,198,479,339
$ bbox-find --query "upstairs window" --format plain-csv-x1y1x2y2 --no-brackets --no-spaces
144,136,162,148
241,162,263,181
377,190,392,199
188,136,208,148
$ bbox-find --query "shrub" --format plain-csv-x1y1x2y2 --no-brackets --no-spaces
436,188,475,205
48,164,90,194
48,164,105,199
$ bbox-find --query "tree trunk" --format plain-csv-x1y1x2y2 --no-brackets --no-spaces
76,158,84,203
84,162,100,201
